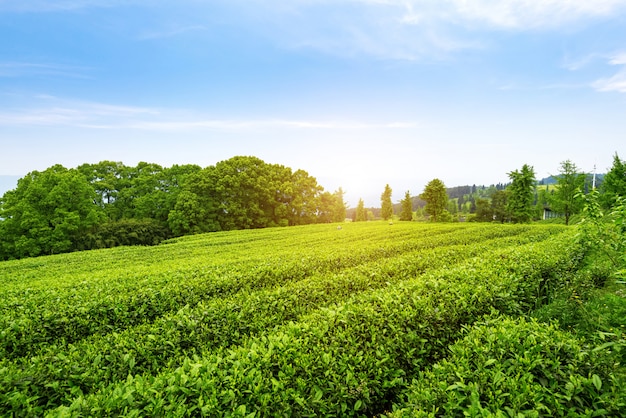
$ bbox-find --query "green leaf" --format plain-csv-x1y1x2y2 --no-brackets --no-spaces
354,400,362,411
592,374,602,391
484,359,497,367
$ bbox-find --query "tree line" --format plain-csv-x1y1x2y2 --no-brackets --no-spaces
352,153,625,225
3,152,625,260
0,156,346,260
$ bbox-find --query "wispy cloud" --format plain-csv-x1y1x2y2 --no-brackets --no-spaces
137,24,207,40
0,96,416,131
0,62,92,79
5,1,624,61
591,52,626,93
0,96,157,127
127,119,416,131
440,0,626,30
224,0,626,61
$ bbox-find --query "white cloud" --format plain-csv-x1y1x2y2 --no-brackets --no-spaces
593,71,626,93
221,0,626,61
0,96,416,131
592,52,626,93
442,0,626,30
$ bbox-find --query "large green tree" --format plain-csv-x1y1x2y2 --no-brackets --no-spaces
168,156,327,233
380,184,393,220
506,164,536,223
420,179,448,222
550,160,586,225
399,191,413,221
0,165,104,259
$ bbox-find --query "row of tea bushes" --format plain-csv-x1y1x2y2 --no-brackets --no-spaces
49,231,583,417
0,230,554,413
0,224,554,360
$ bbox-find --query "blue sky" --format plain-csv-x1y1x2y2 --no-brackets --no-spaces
1,0,626,207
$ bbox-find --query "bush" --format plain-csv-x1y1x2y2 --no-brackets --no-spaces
386,317,626,417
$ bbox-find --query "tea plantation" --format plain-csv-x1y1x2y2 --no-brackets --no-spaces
1,222,624,416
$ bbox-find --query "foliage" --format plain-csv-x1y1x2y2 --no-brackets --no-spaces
506,164,536,223
474,198,493,222
420,179,448,222
355,198,367,222
577,189,626,277
0,222,588,416
399,191,413,221
387,317,626,417
0,157,346,260
600,153,626,210
381,184,394,220
87,218,170,249
0,165,104,260
317,188,346,223
549,160,586,225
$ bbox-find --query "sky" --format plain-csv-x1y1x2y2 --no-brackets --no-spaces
1,0,626,207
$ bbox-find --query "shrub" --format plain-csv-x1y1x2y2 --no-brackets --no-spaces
386,317,626,417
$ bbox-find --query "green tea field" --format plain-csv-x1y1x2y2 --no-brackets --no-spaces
1,222,624,416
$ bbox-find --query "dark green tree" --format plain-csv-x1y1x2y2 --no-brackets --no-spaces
78,160,130,220
475,198,493,222
420,179,448,222
600,153,626,209
549,160,585,225
399,191,413,221
506,164,536,223
380,184,393,220
491,190,508,223
167,166,222,235
355,198,367,222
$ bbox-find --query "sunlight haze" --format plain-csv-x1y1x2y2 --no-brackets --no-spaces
1,0,625,206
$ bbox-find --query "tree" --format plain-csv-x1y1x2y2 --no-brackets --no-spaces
380,184,393,220
355,198,367,222
167,168,222,236
550,160,585,225
0,165,104,259
506,164,536,223
475,198,493,222
601,153,626,209
332,188,347,222
491,190,508,223
420,179,448,222
287,169,323,226
399,191,413,221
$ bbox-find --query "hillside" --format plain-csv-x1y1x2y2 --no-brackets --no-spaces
1,221,624,416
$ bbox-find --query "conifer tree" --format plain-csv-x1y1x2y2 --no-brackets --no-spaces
506,164,536,223
355,198,367,222
381,184,393,220
399,191,413,221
